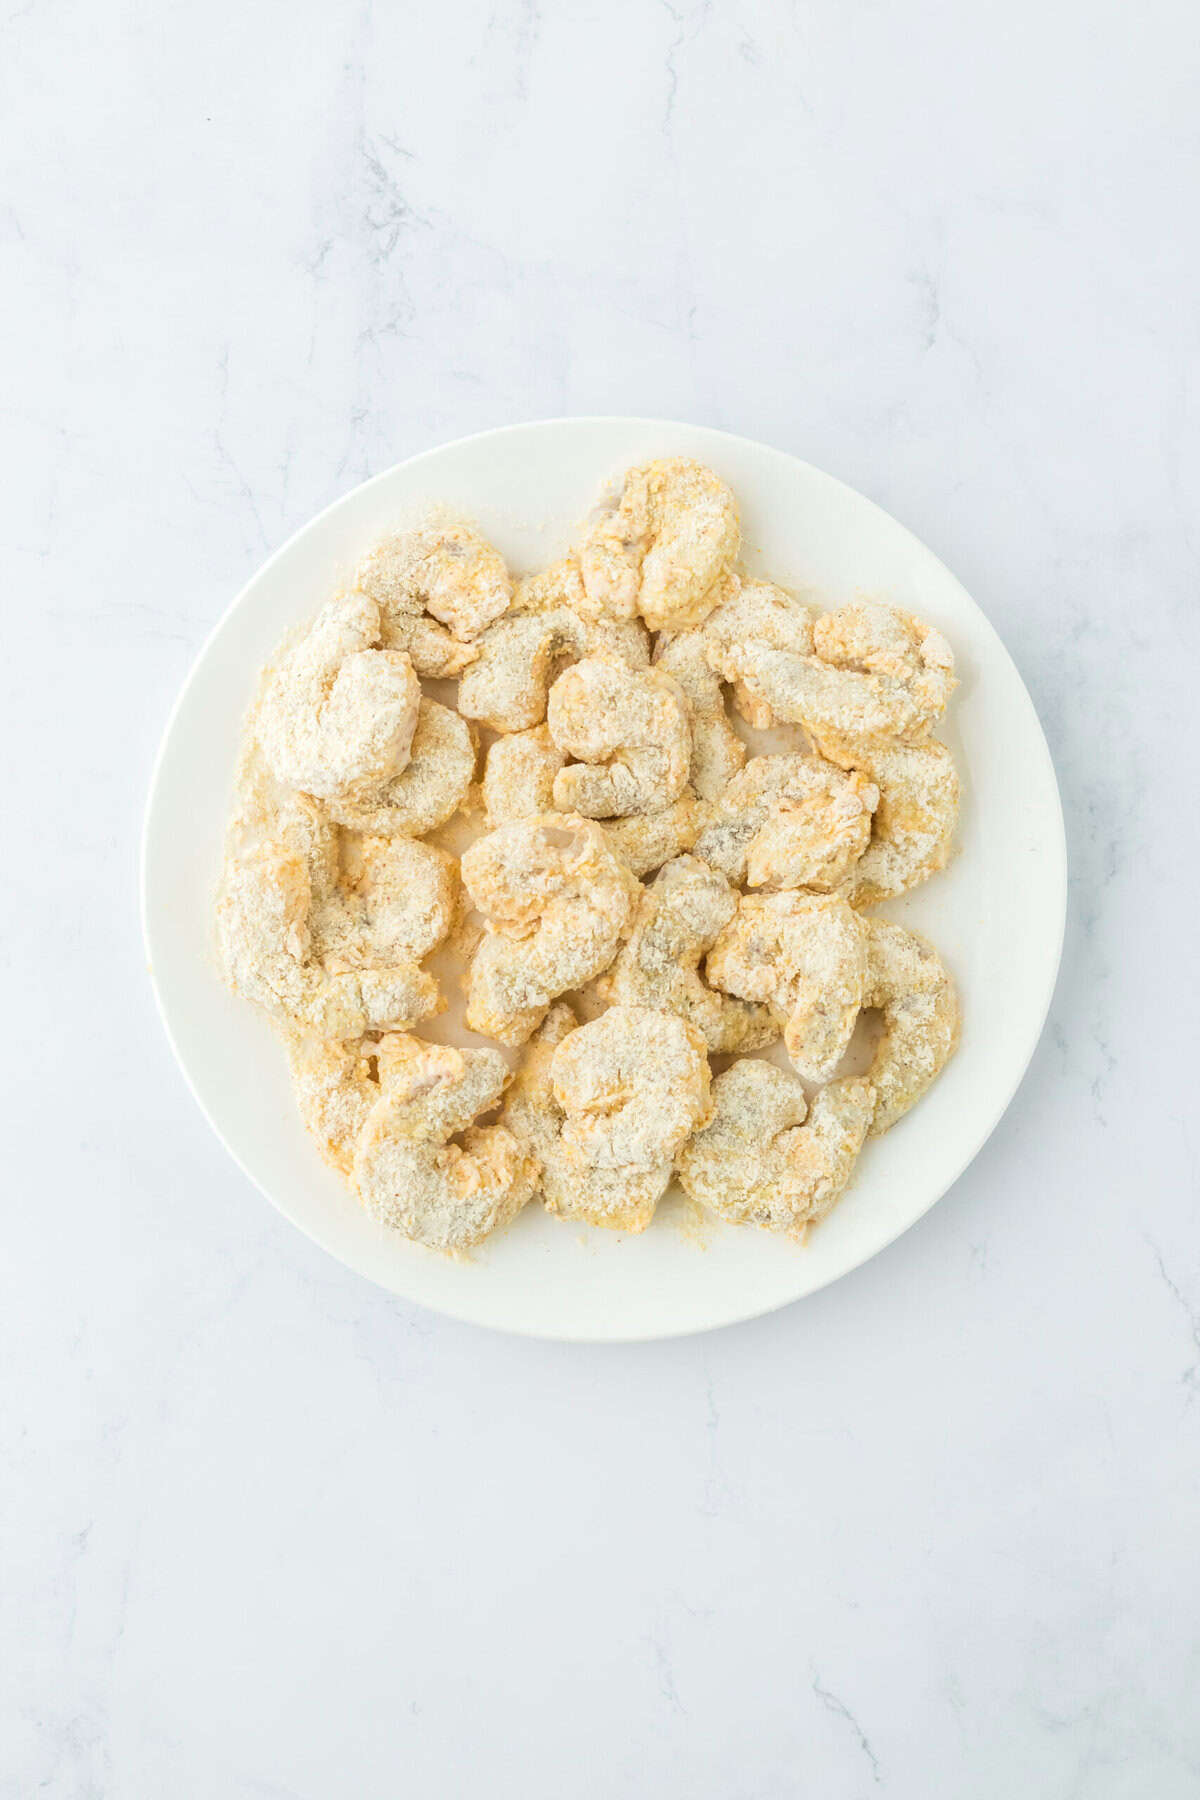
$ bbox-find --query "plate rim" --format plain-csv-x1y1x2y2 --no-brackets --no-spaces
141,415,1068,1342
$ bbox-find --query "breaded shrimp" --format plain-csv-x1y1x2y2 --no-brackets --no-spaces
326,699,476,838
481,726,564,826
543,1006,711,1231
705,891,869,1082
461,815,639,1045
694,753,878,893
257,593,420,800
577,458,740,632
354,517,511,677
653,627,745,801
599,856,778,1054
457,557,649,734
600,791,708,878
288,1036,378,1174
547,656,692,818
216,803,441,1040
352,1035,536,1251
702,576,816,728
862,919,959,1134
727,601,956,750
676,1060,874,1239
830,741,959,907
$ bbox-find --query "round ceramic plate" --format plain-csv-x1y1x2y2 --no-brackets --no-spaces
143,419,1065,1341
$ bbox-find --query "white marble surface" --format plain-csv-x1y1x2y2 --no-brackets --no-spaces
4,1,1198,1793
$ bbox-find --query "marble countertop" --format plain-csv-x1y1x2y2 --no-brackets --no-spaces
4,1,1198,1794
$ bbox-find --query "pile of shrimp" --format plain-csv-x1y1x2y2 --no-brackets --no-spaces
217,461,962,1255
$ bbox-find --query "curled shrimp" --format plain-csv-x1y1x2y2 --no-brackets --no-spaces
288,1036,378,1174
653,628,745,801
600,791,707,878
676,1060,875,1239
831,741,959,907
726,600,956,750
501,1002,578,1193
461,814,639,1045
553,1005,711,1181
481,725,564,826
216,795,442,1038
325,834,461,967
599,856,778,1054
706,891,869,1082
577,458,740,632
694,753,878,893
547,656,692,818
813,602,955,720
862,919,958,1134
256,593,421,800
352,1035,537,1252
702,576,817,728
503,1004,691,1233
502,1002,695,1231
354,517,511,678
326,699,476,837
456,561,584,734
457,557,649,734
541,1005,711,1231
480,719,706,871
275,803,454,995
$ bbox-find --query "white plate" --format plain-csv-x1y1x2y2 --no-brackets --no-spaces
142,419,1066,1341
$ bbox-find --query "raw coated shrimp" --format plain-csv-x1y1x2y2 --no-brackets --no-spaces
547,656,692,818
585,617,653,669
262,800,455,994
599,856,778,1054
601,791,707,879
481,726,564,826
694,753,878,893
727,601,956,750
706,891,869,1082
461,815,639,1045
457,557,649,735
257,593,421,800
354,517,511,678
219,465,968,1255
352,1035,537,1252
325,835,460,967
653,628,745,801
552,1005,710,1180
459,623,708,867
216,796,441,1039
326,699,476,838
288,1036,378,1174
676,1060,875,1239
702,576,817,729
501,1002,698,1230
544,1005,711,1231
861,919,958,1134
814,602,955,713
831,741,959,907
577,458,740,632
456,584,581,734
500,1001,578,1182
